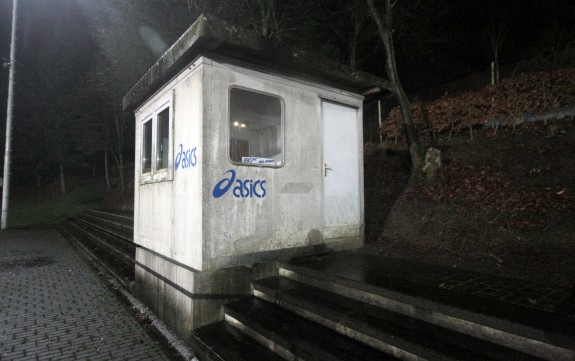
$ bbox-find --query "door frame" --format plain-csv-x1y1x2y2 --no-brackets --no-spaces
320,98,365,241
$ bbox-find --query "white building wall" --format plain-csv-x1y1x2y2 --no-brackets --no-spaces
134,62,203,269
135,56,364,272
201,58,364,270
132,55,365,334
172,66,204,270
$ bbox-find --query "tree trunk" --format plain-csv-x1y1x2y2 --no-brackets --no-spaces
258,0,274,37
366,0,424,173
104,147,112,190
111,144,127,193
348,1,368,72
113,107,127,192
117,151,126,192
349,43,358,72
495,49,500,84
59,159,67,195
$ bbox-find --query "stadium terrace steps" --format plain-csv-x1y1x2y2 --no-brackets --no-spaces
60,210,574,360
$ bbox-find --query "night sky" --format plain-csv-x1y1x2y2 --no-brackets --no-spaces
0,0,573,186
1,0,574,99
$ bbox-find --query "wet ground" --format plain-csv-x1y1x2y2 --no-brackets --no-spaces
0,229,172,361
292,252,575,335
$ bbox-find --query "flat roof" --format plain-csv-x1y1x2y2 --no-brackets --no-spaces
123,14,390,111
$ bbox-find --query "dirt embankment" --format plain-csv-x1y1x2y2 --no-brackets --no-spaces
363,119,575,289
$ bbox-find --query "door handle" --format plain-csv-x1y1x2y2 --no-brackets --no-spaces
324,163,333,177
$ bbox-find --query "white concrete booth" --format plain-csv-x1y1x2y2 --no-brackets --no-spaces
123,15,388,337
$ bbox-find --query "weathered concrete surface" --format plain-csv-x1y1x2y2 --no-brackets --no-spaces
281,253,575,360
201,59,364,270
0,230,169,361
128,14,372,337
134,246,278,340
133,57,365,274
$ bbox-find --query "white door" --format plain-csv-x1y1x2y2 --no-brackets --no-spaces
322,100,360,238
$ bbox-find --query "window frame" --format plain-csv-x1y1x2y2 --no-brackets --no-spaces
139,92,173,184
142,118,153,174
227,86,285,168
156,107,170,170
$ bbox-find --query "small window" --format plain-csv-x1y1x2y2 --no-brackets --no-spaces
156,108,170,169
229,88,283,166
142,120,152,173
139,93,173,183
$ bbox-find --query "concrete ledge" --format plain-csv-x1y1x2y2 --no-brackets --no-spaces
189,321,285,361
57,228,195,361
206,236,362,270
279,263,575,361
134,246,278,340
224,314,295,361
61,223,135,288
253,281,438,361
224,297,389,359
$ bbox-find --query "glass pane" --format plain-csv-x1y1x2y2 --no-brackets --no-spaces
142,120,152,173
229,88,282,166
156,108,170,169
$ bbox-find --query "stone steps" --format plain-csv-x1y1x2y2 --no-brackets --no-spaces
189,321,288,361
59,210,136,288
191,260,572,360
252,276,541,361
276,262,573,360
59,210,575,360
74,209,134,241
224,297,396,361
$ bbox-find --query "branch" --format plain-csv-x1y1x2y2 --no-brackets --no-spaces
470,252,504,264
365,0,387,42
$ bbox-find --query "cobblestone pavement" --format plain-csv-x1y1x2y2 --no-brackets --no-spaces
0,229,169,361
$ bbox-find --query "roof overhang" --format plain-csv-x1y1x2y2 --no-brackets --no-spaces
123,14,390,112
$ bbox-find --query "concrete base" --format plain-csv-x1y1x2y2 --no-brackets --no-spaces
207,235,363,270
133,247,278,340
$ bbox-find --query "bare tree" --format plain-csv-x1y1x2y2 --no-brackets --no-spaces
315,0,380,71
366,0,424,173
488,19,507,84
84,0,167,192
214,0,312,41
17,0,98,193
346,1,373,71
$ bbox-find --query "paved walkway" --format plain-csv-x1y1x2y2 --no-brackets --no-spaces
0,229,169,361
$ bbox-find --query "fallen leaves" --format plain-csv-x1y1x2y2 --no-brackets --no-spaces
382,67,575,139
402,160,574,232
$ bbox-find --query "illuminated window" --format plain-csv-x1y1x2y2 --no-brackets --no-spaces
229,88,283,167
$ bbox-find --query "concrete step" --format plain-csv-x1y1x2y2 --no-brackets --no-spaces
190,321,286,361
87,208,134,222
73,210,134,241
279,261,575,361
59,220,135,287
224,297,398,361
67,218,136,259
253,276,544,361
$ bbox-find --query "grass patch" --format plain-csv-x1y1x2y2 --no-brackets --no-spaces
8,181,108,229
